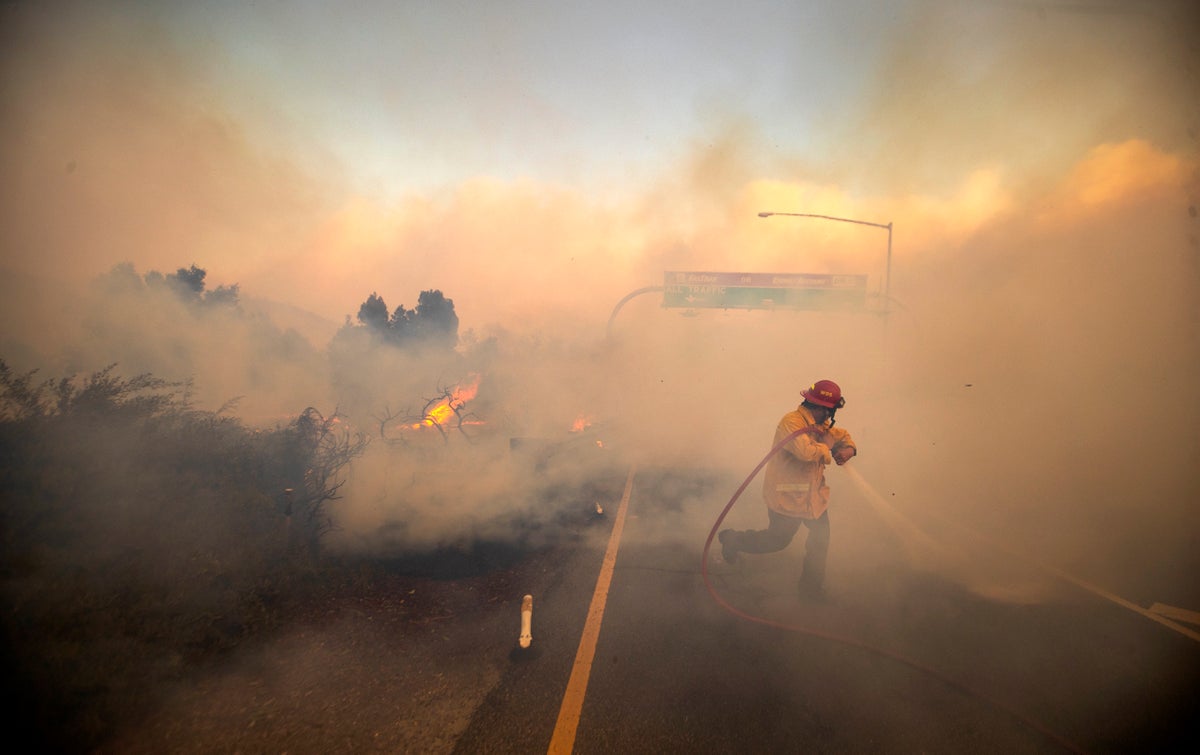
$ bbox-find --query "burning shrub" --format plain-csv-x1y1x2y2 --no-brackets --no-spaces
377,374,485,444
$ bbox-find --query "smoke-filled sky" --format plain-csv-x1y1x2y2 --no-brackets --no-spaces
1,0,1198,591
2,0,1195,330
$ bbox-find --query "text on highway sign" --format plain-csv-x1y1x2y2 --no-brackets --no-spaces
662,271,867,311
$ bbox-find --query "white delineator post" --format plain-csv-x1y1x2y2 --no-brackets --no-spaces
519,594,533,648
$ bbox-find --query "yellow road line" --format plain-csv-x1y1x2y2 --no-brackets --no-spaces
547,464,637,755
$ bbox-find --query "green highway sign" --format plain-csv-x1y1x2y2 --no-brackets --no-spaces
662,271,868,311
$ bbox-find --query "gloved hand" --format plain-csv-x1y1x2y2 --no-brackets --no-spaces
833,446,856,466
815,444,833,465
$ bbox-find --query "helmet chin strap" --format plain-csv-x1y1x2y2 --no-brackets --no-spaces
804,401,838,427
810,397,845,428
830,396,846,427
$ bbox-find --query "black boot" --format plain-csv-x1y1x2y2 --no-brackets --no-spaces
717,529,740,564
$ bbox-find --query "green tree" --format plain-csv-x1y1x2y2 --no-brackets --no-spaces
349,289,458,351
168,264,207,301
358,292,390,333
412,290,459,350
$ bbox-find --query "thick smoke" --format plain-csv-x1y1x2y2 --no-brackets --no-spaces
1,0,1197,606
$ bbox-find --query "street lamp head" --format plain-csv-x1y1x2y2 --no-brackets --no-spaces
752,209,894,312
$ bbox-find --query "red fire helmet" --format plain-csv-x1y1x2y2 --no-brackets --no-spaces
801,379,845,409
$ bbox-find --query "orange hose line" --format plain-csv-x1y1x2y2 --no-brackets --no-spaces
701,429,1086,755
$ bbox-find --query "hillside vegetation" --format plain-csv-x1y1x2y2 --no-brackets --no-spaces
0,359,366,750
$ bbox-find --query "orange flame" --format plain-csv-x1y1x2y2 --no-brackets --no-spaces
411,374,483,429
570,413,594,433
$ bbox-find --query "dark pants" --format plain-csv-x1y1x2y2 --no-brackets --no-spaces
727,509,830,588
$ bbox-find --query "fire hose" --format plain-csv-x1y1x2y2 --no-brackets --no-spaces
700,427,1086,754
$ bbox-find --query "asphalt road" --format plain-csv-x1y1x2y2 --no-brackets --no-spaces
454,463,1199,755
112,461,1199,753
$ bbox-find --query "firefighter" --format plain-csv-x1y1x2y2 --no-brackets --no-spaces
718,379,857,599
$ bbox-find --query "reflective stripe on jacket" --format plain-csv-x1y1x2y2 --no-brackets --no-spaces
762,405,856,519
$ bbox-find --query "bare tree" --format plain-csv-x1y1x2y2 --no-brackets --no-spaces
286,407,369,554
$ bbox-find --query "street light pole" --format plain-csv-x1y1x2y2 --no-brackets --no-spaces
757,211,893,311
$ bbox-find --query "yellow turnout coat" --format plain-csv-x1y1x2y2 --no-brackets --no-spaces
762,405,856,520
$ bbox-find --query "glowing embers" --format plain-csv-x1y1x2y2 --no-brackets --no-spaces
569,414,607,449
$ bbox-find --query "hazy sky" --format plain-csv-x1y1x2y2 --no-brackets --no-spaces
79,0,1197,196
160,0,893,195
1,0,1196,331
